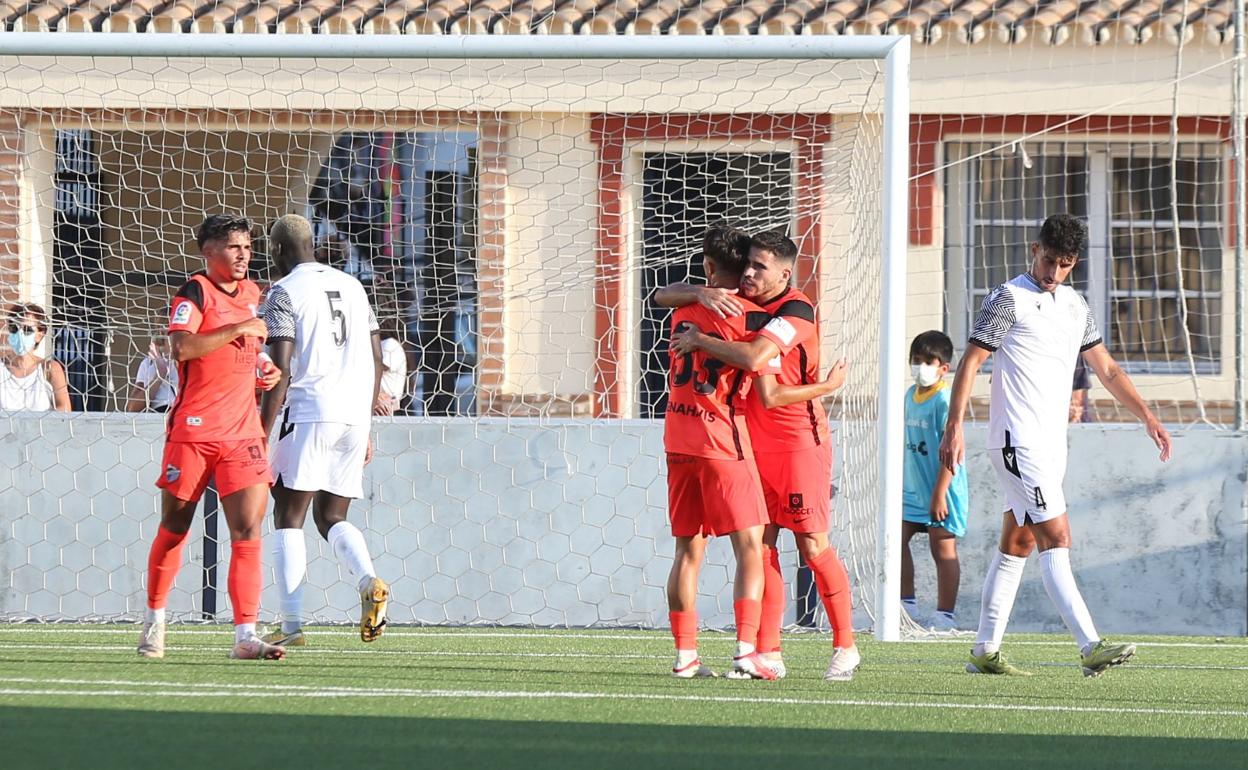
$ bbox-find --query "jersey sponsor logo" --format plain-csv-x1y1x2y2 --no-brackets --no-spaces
763,317,797,346
665,402,717,422
171,301,193,325
185,416,203,427
165,464,180,483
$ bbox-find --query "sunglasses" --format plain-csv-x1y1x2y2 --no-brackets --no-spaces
7,323,38,335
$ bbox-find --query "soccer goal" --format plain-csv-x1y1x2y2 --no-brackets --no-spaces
0,33,910,640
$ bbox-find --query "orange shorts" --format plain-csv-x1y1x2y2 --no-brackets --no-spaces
755,443,832,533
156,438,272,501
667,453,768,538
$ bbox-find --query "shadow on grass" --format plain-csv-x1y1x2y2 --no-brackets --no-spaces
1,706,1243,770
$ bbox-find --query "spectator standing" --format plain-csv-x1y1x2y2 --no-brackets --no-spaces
126,337,178,413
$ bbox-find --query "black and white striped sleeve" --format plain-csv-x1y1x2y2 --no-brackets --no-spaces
968,286,1016,352
259,285,296,343
1079,296,1103,352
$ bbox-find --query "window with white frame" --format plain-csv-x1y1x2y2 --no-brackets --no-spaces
944,140,1224,374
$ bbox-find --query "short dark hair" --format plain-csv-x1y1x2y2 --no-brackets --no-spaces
909,330,954,365
751,230,798,264
1037,214,1087,258
702,224,751,275
196,214,253,249
6,302,49,332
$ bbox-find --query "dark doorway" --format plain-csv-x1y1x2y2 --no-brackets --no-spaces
637,152,793,418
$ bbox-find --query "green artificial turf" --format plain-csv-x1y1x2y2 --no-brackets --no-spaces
0,625,1244,770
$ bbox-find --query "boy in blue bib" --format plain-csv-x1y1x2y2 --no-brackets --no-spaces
902,330,970,630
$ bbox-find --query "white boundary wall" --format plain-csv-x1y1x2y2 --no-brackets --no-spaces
1,415,1245,636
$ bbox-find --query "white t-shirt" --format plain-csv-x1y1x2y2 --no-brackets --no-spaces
134,356,178,410
969,272,1101,454
260,262,379,426
0,360,53,411
379,337,407,402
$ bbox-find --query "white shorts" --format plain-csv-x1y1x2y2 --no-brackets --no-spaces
988,444,1067,525
271,421,369,499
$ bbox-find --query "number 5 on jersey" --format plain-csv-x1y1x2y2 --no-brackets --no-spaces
326,290,347,346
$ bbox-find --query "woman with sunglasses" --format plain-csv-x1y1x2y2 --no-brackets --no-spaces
1,302,71,412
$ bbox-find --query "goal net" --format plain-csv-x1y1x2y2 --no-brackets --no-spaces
0,36,908,637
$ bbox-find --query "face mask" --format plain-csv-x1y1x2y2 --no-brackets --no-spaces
912,363,941,388
8,331,36,356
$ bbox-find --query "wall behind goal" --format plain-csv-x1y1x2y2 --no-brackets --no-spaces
0,415,1244,636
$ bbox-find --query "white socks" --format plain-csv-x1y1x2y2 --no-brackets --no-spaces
327,521,377,592
235,622,256,643
1039,547,1099,653
735,641,756,658
973,550,1027,656
145,606,165,625
675,649,699,669
273,528,307,634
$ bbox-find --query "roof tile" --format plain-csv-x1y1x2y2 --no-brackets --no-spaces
0,0,1237,44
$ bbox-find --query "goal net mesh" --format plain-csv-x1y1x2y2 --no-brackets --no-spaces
0,49,890,631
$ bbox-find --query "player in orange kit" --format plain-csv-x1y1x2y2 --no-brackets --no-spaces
664,225,774,680
137,214,285,661
665,230,859,681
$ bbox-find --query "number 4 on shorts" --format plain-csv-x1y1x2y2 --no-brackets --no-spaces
1033,486,1047,511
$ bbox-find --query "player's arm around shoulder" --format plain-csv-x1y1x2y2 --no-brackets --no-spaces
754,359,848,409
672,309,780,372
1082,343,1172,462
654,282,744,319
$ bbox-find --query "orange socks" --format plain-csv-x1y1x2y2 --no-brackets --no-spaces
228,540,263,626
809,546,855,648
145,525,189,610
758,545,785,653
669,610,698,650
733,598,762,648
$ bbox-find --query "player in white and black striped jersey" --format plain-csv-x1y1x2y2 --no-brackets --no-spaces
258,214,390,647
939,213,1172,678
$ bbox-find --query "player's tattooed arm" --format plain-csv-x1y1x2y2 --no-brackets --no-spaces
672,324,779,372
1082,343,1172,462
259,339,294,437
754,359,849,409
939,343,992,472
654,283,743,319
170,318,267,362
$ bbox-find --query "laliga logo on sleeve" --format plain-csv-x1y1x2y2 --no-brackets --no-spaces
171,301,192,325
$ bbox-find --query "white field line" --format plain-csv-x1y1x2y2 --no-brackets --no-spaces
0,643,1245,672
0,642,656,660
0,676,1244,718
0,627,1243,649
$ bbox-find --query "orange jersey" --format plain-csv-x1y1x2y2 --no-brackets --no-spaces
663,300,772,460
165,272,265,443
746,287,830,453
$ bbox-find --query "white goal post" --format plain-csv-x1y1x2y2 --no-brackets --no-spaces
0,33,909,641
